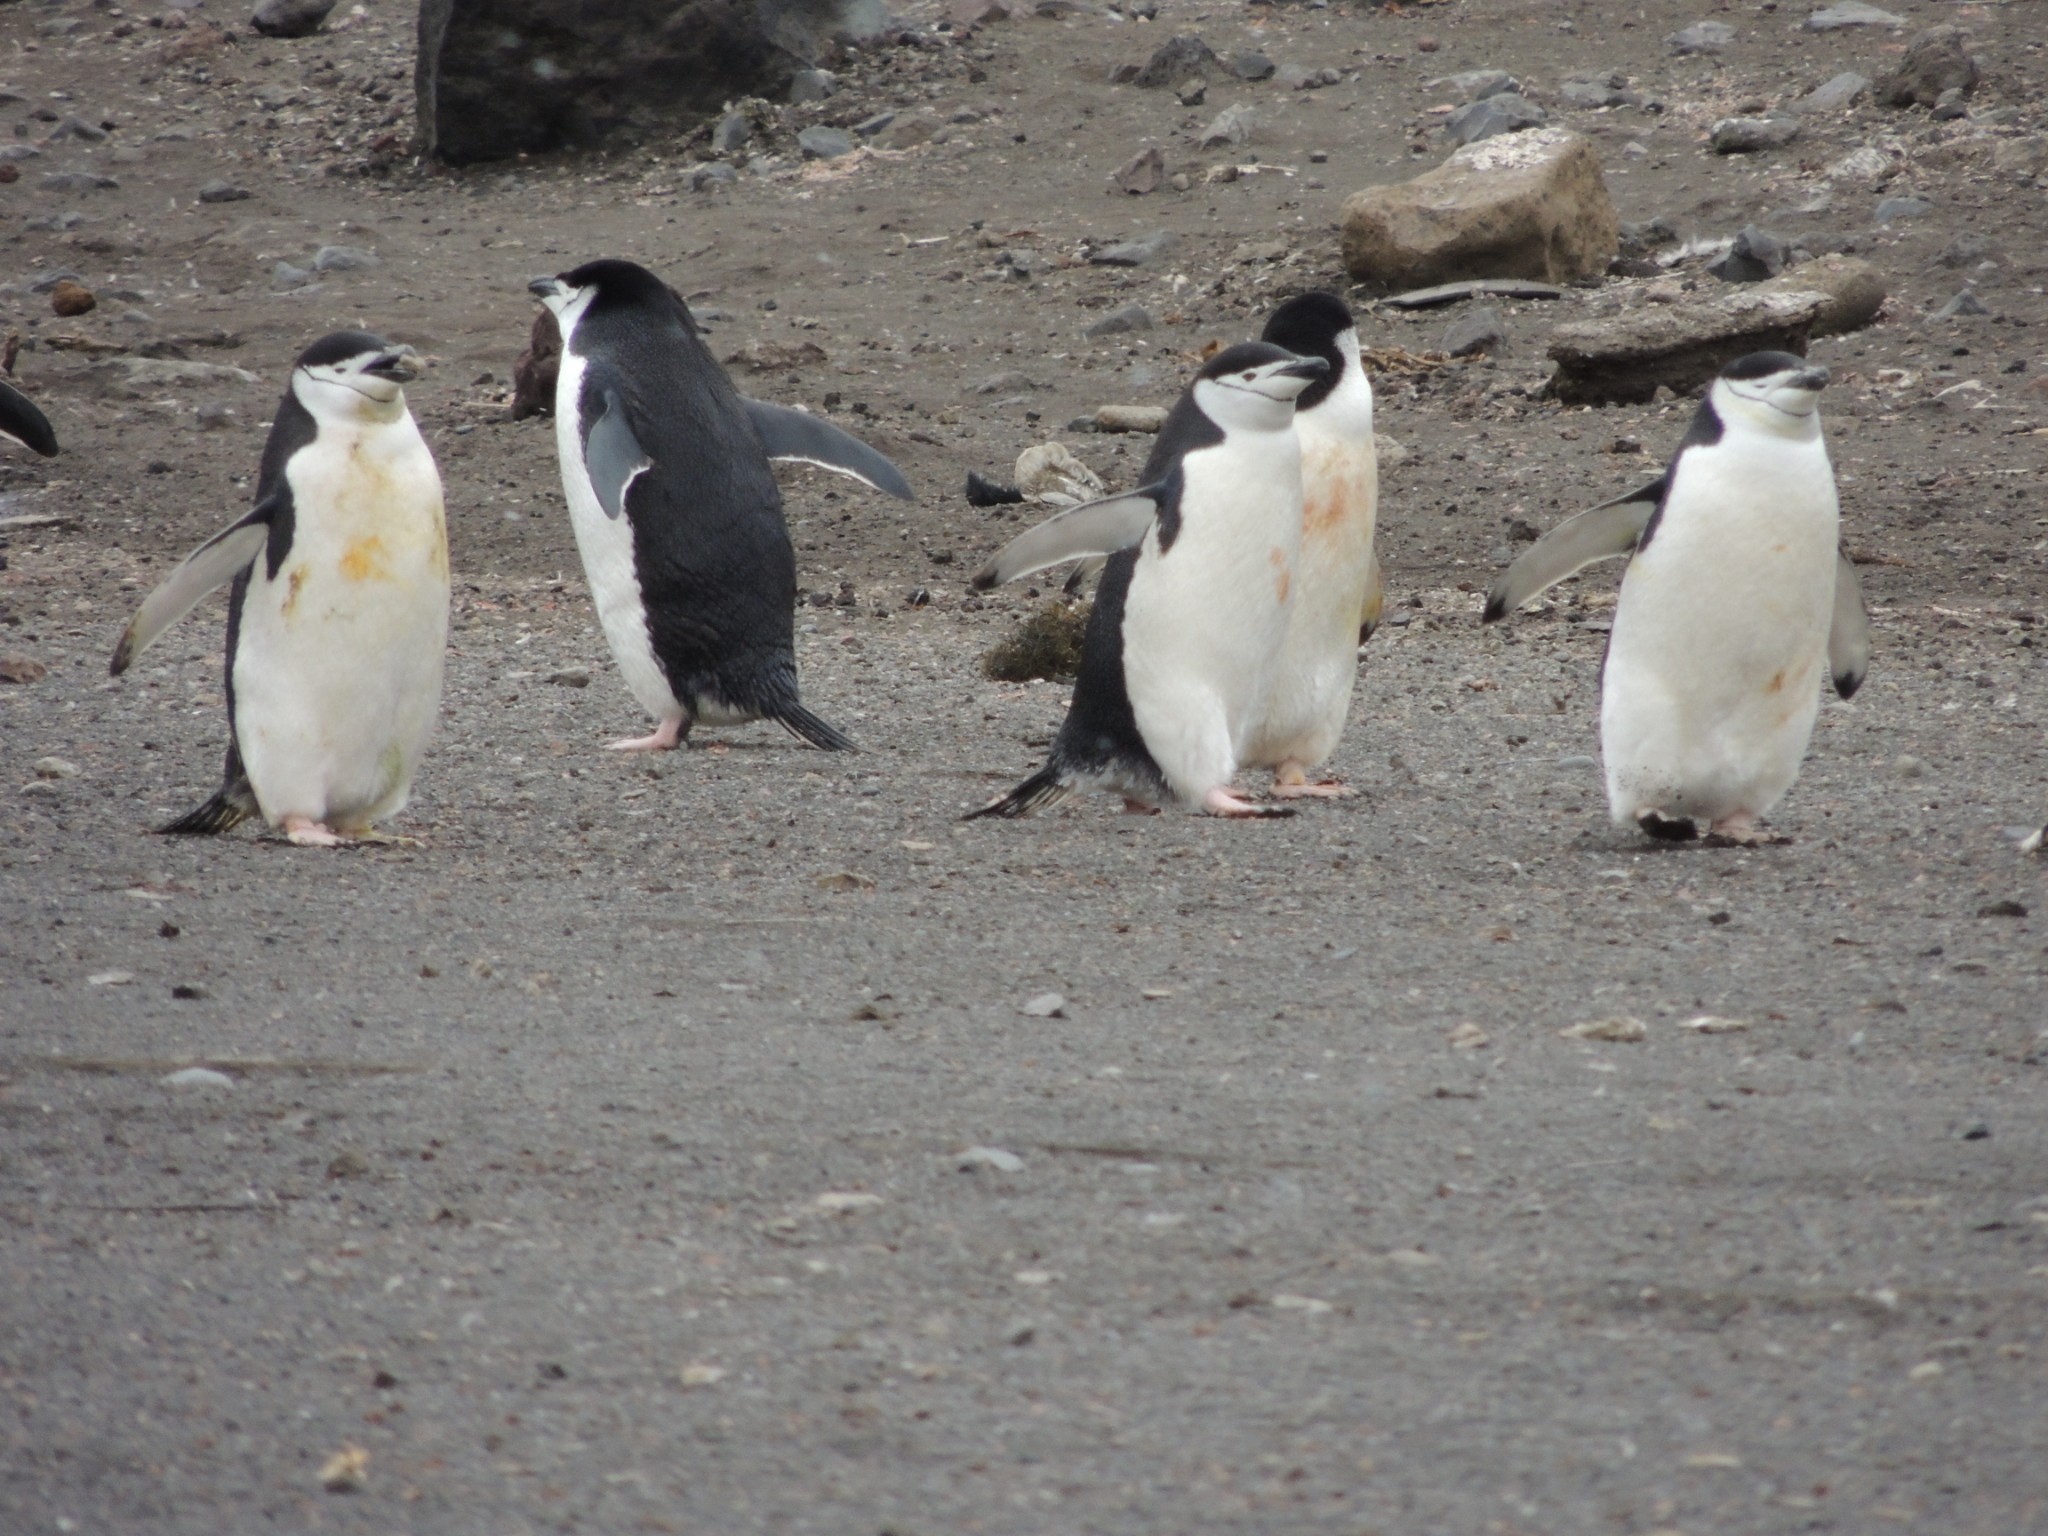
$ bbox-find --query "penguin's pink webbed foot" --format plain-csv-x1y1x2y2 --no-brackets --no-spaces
1705,813,1789,847
1203,787,1295,820
282,816,344,847
1270,762,1356,799
608,716,686,753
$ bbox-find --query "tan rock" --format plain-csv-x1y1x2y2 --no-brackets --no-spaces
1546,291,1827,405
1754,254,1886,338
1341,127,1617,290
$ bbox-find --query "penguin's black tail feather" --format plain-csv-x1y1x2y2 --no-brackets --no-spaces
157,780,257,836
964,765,1072,821
770,699,857,753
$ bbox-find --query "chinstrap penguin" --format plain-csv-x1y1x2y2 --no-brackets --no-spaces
111,331,448,845
1240,291,1380,798
529,258,914,754
1484,350,1867,844
0,375,59,458
966,342,1326,819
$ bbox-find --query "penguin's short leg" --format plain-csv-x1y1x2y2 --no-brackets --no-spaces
1704,812,1790,848
1203,786,1296,819
281,815,346,847
1270,761,1357,799
1636,809,1700,842
608,710,690,753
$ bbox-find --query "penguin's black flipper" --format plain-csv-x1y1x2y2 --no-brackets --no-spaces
1482,483,1663,624
963,764,1074,820
111,497,282,675
1828,552,1871,701
743,399,914,501
971,487,1165,591
157,746,258,835
767,698,857,753
587,388,652,519
0,377,58,458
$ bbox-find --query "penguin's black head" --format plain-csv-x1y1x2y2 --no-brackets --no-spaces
1260,292,1355,411
293,330,420,410
530,259,694,342
1191,341,1328,430
1715,350,1830,424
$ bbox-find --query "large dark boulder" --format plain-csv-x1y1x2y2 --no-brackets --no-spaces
415,0,890,165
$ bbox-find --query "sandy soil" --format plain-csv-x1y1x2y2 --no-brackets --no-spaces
2,0,2046,1530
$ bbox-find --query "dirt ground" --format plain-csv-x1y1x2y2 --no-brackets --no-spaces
2,0,2046,1530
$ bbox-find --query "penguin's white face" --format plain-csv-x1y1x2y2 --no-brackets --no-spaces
295,345,419,420
1715,363,1830,432
529,276,596,345
1194,356,1328,432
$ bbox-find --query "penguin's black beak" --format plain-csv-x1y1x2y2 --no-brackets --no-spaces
1788,366,1831,391
529,276,564,300
1276,356,1330,380
363,349,419,384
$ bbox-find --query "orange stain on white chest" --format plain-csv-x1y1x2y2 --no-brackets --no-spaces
339,535,392,583
1269,545,1291,605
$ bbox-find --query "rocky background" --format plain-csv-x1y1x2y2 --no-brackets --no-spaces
2,0,2045,1531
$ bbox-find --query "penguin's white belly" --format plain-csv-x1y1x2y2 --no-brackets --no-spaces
234,425,448,829
1122,439,1302,805
1602,443,1836,825
1245,433,1378,771
554,350,683,721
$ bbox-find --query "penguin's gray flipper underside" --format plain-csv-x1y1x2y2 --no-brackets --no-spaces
587,388,653,519
1829,552,1871,700
110,499,279,676
971,487,1165,591
0,377,58,458
1481,477,1665,623
742,398,915,501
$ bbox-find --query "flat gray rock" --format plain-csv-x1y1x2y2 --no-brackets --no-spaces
252,0,338,37
1797,72,1870,113
1090,230,1178,267
1084,303,1155,337
312,244,378,272
1431,69,1519,103
1667,20,1734,54
797,125,855,159
1444,94,1547,147
1381,278,1566,309
1443,306,1508,357
1875,195,1934,223
1707,224,1789,283
1131,34,1218,88
1803,2,1902,31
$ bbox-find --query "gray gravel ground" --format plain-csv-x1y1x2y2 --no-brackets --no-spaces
4,568,2045,1533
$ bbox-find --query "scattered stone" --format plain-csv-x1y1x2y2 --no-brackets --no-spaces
1877,26,1979,110
1560,73,1630,109
312,244,378,272
29,272,85,295
1199,104,1255,150
813,870,875,893
1431,69,1520,102
1547,291,1825,404
40,172,116,193
1341,127,1618,289
974,368,1039,396
1443,306,1508,357
787,68,837,105
1559,1016,1646,1042
1707,224,1789,283
1938,233,1991,268
689,162,737,190
1712,115,1801,153
49,117,109,144
272,261,316,291
50,282,96,318
1679,1015,1751,1033
1930,87,1969,122
1804,2,1901,30
1085,303,1155,337
0,655,49,685
1020,991,1067,1018
0,145,41,162
724,339,827,372
1827,144,1893,183
796,126,854,160
712,112,752,154
1934,290,1988,319
1015,443,1106,504
1176,80,1206,108
195,403,238,431
34,757,78,780
1093,403,1168,432
1445,94,1547,147
1875,195,1933,223
90,357,262,399
162,1066,235,1090
1090,230,1178,267
1797,71,1871,113
852,112,894,139
1132,34,1219,89
24,213,86,234
958,1145,1026,1173
1230,52,1274,82
198,180,252,203
0,165,15,186
252,0,338,37
1989,136,2048,183
982,602,1090,682
1667,20,1734,55
1382,278,1566,309
89,970,134,987
1114,146,1166,194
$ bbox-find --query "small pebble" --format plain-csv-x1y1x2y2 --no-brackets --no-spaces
1020,991,1066,1018
33,757,78,779
162,1066,234,1090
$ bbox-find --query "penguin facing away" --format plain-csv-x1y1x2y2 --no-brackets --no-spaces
1240,291,1380,798
0,376,59,458
1484,350,1868,843
529,259,914,754
111,332,448,845
966,342,1327,819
